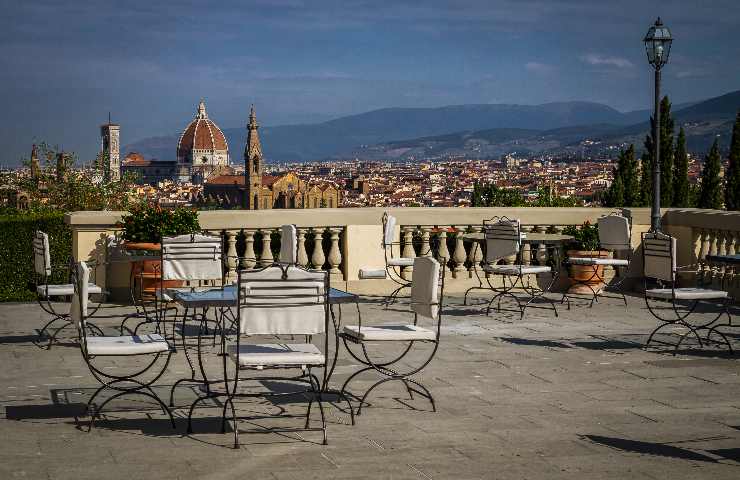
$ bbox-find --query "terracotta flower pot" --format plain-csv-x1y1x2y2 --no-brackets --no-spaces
567,249,608,294
124,242,181,297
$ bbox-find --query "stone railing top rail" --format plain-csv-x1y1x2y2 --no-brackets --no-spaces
663,208,740,231
65,207,632,230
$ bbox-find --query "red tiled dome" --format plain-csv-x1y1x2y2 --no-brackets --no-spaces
177,100,228,161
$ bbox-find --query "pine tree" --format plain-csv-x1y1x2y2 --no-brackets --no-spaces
639,96,674,207
672,127,690,207
698,139,723,210
725,111,740,210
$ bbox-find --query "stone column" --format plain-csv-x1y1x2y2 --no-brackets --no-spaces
311,228,326,270
328,227,343,278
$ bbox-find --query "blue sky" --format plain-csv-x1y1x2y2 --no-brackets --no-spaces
1,0,739,166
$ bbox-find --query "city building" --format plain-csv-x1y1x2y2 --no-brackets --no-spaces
176,99,229,183
121,152,179,185
100,120,120,181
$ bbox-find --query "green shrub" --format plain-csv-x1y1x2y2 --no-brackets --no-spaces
117,204,200,243
562,221,600,251
0,213,71,302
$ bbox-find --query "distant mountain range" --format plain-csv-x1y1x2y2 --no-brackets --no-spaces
124,90,739,162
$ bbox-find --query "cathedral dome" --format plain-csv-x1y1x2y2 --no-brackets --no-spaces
176,99,229,165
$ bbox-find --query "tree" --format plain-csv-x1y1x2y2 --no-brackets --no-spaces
639,96,674,207
472,182,526,207
725,111,740,210
697,139,723,210
605,145,639,207
672,127,690,207
533,186,578,207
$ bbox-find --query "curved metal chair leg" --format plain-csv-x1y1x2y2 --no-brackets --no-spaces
404,378,436,412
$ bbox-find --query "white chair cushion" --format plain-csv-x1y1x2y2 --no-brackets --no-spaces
645,288,729,301
359,268,387,279
342,324,437,342
86,334,170,356
483,265,551,275
568,257,629,266
37,283,102,297
227,343,325,367
388,257,415,267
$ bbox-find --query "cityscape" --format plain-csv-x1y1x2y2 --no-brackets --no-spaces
1,1,740,479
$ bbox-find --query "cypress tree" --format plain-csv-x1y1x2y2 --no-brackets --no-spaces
698,139,723,210
658,97,675,207
725,111,740,210
673,127,690,207
606,175,625,207
639,143,653,207
621,144,639,206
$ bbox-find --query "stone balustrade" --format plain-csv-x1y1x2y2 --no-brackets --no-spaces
64,207,740,301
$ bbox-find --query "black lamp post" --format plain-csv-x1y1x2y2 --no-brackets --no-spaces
643,17,672,232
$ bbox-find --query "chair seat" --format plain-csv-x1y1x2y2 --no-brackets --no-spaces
227,343,325,367
387,257,415,267
37,283,102,298
483,265,551,275
568,257,629,266
342,324,437,341
86,334,170,356
645,287,729,300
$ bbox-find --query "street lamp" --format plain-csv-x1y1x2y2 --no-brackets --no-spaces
643,17,672,232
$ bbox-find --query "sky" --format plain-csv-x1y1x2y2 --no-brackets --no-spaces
1,0,739,166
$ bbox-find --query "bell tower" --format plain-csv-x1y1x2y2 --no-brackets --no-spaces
244,105,263,209
100,114,121,181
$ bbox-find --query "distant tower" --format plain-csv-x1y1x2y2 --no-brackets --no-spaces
30,144,40,179
244,105,263,209
100,115,121,181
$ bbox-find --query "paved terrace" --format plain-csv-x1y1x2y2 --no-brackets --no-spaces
1,294,739,480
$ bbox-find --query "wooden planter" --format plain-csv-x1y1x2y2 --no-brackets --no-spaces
124,242,181,297
567,249,608,294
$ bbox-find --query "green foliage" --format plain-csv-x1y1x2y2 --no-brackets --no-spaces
672,127,690,207
471,182,526,207
117,204,201,243
0,213,71,302
605,145,639,207
562,221,600,251
697,139,723,210
725,111,740,211
532,186,578,207
639,96,674,207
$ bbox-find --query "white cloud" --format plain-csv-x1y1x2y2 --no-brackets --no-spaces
580,54,634,69
525,62,555,74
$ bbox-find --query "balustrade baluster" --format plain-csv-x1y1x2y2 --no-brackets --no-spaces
328,227,343,277
296,228,309,267
452,227,466,276
310,228,325,269
401,226,416,280
521,226,532,266
437,229,450,273
259,229,274,267
708,230,719,287
467,226,483,276
242,229,256,269
225,230,238,282
420,227,433,257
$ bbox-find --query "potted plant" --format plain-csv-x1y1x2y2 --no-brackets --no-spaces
562,221,608,294
117,203,201,294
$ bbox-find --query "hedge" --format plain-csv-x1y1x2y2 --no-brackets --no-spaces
0,213,72,302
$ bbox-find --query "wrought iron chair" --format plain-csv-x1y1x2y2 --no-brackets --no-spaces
481,217,558,319
71,261,175,429
642,232,732,353
382,212,414,306
187,264,332,448
340,256,444,415
34,230,103,348
562,214,633,308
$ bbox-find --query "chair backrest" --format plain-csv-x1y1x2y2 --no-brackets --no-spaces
161,234,223,282
598,215,631,251
382,212,396,247
410,257,441,320
33,231,51,277
483,217,521,263
71,261,90,354
642,232,676,283
279,224,298,264
237,265,328,336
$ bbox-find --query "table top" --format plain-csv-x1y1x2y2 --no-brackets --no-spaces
173,284,358,306
706,254,740,265
463,232,574,245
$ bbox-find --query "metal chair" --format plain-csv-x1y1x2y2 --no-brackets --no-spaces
481,217,558,319
562,214,633,308
642,231,732,353
382,212,413,306
340,256,444,415
187,264,332,448
33,230,103,348
70,261,175,429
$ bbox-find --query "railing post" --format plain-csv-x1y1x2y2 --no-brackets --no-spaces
401,226,416,280
420,227,433,257
310,228,325,269
225,230,238,282
452,227,466,276
436,229,450,274
296,228,309,267
259,229,274,267
328,227,343,279
242,229,256,269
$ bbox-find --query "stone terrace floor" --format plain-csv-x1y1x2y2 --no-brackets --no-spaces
1,293,740,480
